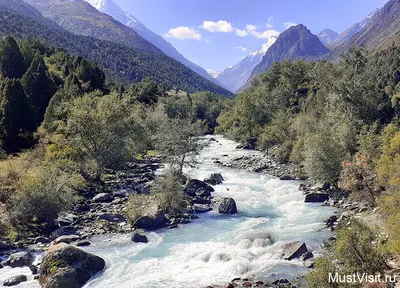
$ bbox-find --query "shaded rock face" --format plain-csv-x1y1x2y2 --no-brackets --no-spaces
204,173,224,186
39,243,105,288
92,193,113,203
3,275,27,286
218,198,237,214
184,179,214,198
281,241,308,260
52,235,81,245
133,205,165,230
6,251,33,268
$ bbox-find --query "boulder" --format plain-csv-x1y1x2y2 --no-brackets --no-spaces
133,205,165,230
218,198,237,214
50,228,79,241
279,176,295,181
39,243,105,288
281,241,308,260
92,193,113,203
325,215,338,230
57,213,78,227
97,213,126,223
184,179,214,198
305,193,330,203
52,235,81,245
76,241,91,247
131,232,148,243
6,251,33,268
3,275,27,286
204,174,224,186
193,204,213,213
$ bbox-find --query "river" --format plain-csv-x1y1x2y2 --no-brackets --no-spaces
82,135,336,288
0,135,336,288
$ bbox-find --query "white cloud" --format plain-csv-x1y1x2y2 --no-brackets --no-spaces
283,22,297,29
234,46,248,52
246,24,258,32
164,26,201,40
249,29,280,39
235,29,248,37
266,17,274,29
201,20,233,33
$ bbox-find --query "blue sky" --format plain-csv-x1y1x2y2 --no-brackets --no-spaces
114,0,388,72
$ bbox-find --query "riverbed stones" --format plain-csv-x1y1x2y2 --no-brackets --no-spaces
281,241,308,260
204,173,224,186
131,232,148,243
218,198,237,214
39,243,105,288
6,251,33,268
97,213,126,223
304,193,330,203
3,275,27,286
34,236,50,244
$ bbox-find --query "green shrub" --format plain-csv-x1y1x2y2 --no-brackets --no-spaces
6,163,82,231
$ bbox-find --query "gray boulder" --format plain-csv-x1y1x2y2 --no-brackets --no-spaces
34,236,50,244
3,275,27,286
133,205,165,230
92,193,113,203
184,179,214,198
131,232,148,243
305,193,330,203
218,198,237,214
281,241,308,260
52,235,81,245
204,174,224,186
6,251,33,268
40,243,105,288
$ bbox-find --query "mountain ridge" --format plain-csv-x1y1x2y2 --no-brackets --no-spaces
83,0,224,88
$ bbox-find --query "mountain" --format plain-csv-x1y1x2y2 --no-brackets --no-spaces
317,29,339,45
206,69,221,79
1,0,233,96
83,0,223,88
331,8,379,46
241,24,329,92
327,0,400,60
216,37,277,92
23,0,162,54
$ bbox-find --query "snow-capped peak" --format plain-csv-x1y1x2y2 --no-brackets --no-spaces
85,0,106,10
206,69,221,79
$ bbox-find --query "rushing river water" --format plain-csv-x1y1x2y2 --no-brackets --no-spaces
0,135,336,288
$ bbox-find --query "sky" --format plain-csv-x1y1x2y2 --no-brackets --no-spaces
114,0,388,72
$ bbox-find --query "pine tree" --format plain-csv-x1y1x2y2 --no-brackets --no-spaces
0,37,26,79
21,53,56,122
0,78,37,152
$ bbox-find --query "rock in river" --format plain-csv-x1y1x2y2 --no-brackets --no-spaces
92,193,113,203
304,193,330,203
3,275,27,286
131,232,148,243
39,243,105,288
6,251,33,268
204,173,224,186
184,179,214,198
281,241,308,260
218,198,237,214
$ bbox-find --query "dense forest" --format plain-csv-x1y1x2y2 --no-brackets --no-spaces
0,35,232,239
217,45,400,287
0,4,233,96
